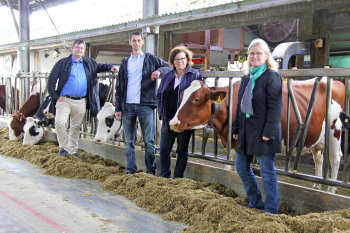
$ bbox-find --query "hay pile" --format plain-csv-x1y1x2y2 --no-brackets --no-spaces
0,127,349,232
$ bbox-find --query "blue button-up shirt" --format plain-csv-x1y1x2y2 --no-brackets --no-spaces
61,56,87,97
126,51,145,104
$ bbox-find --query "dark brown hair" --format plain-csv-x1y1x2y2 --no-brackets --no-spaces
129,31,144,41
168,45,194,67
72,39,85,48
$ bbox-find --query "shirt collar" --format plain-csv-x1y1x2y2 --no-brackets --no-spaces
72,55,83,63
130,51,144,59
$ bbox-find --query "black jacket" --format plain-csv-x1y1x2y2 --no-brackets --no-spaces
232,69,283,155
48,54,114,117
156,66,202,130
115,53,171,112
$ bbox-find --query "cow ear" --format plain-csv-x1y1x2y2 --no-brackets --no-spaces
18,115,24,122
210,91,227,104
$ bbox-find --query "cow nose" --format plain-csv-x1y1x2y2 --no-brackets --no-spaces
169,118,179,126
93,138,102,145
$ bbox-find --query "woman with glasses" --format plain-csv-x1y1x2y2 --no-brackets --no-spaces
156,46,202,178
232,38,283,214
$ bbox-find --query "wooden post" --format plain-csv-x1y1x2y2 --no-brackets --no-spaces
205,30,210,71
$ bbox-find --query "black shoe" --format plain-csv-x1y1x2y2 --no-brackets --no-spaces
247,203,264,210
73,153,82,161
58,149,68,157
147,171,155,175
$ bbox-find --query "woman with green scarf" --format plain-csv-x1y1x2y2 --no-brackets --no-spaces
232,38,283,214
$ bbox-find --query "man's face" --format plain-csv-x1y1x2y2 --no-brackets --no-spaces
129,35,144,53
72,43,85,58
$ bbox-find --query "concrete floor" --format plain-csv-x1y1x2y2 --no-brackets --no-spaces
0,155,185,233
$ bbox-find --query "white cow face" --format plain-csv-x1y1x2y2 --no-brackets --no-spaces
22,117,44,146
94,102,122,144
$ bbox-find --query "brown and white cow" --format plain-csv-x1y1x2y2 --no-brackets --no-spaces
0,85,20,113
169,79,345,193
8,93,41,141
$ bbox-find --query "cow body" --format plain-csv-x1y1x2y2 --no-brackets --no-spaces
93,102,122,144
170,79,345,193
0,85,20,113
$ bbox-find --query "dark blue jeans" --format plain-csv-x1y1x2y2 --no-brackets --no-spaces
122,104,156,174
159,127,193,178
235,152,279,214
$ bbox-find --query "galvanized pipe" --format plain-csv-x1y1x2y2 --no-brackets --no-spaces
226,77,234,160
293,77,321,172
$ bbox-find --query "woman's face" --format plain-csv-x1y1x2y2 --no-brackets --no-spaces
174,52,188,71
248,46,268,67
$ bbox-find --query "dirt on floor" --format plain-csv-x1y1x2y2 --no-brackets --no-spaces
0,127,349,233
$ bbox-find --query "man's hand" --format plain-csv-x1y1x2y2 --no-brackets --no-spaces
115,111,122,121
151,70,161,81
111,66,119,72
58,96,64,102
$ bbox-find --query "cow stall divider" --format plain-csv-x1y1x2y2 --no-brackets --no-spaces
198,68,350,191
0,72,49,116
1,70,350,193
82,69,350,192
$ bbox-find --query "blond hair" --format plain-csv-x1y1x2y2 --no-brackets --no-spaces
244,38,278,74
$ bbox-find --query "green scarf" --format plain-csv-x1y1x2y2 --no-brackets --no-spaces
241,63,267,118
249,63,267,99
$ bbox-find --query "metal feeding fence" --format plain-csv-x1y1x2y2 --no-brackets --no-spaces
1,69,350,191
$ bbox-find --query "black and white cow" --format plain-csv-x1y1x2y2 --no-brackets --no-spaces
93,102,122,144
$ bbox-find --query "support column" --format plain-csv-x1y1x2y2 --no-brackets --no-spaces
18,0,30,102
18,0,30,72
143,0,159,55
159,31,172,61
311,10,335,68
205,30,211,71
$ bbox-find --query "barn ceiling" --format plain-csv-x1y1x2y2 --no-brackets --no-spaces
0,0,79,12
0,0,349,55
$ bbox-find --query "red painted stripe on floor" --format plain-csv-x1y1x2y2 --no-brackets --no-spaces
0,190,70,233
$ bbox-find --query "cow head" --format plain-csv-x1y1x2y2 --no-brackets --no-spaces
169,80,227,132
93,102,122,144
8,112,26,141
22,117,45,146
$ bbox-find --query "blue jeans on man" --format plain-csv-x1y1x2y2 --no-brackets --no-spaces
159,127,193,178
122,104,156,174
235,152,279,214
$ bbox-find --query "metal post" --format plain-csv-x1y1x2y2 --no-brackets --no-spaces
323,76,332,179
226,77,233,159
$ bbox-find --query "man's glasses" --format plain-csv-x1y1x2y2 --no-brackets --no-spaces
174,57,187,62
248,52,264,57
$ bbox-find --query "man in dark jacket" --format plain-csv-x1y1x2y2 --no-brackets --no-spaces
48,39,118,159
115,31,171,175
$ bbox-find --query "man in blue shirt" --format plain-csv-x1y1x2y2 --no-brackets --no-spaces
115,31,171,174
48,39,118,159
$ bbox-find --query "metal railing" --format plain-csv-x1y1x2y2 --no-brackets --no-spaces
1,69,350,191
199,68,350,190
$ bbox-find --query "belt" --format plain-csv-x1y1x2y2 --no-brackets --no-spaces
64,95,86,100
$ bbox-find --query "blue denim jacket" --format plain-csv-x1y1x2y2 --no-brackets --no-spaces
156,66,202,130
